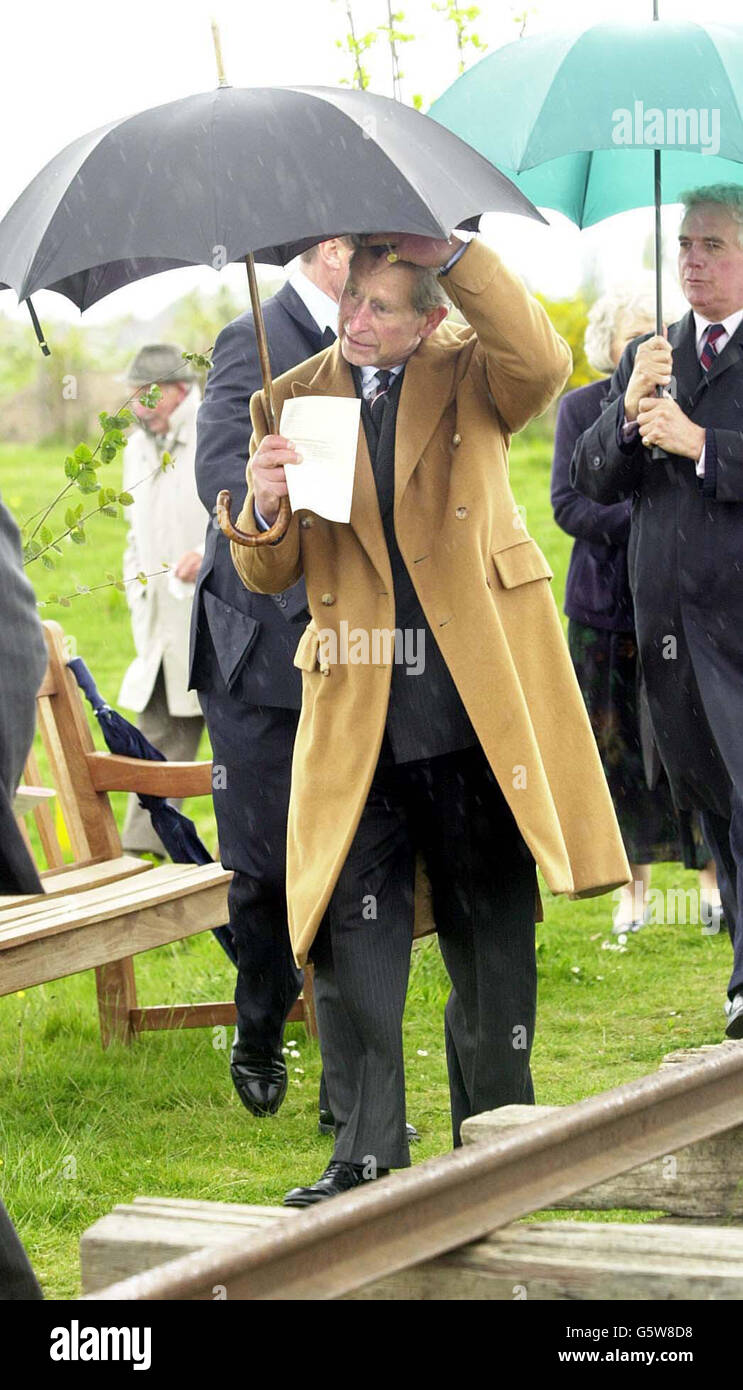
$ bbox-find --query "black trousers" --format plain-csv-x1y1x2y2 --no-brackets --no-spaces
311,740,537,1170
700,793,743,998
198,676,302,1056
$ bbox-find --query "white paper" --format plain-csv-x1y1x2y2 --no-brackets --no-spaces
279,396,361,524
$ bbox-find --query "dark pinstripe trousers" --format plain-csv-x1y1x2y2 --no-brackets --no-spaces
311,741,537,1169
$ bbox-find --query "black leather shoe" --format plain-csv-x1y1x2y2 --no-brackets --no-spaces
230,1042,287,1117
284,1159,389,1208
725,992,743,1039
317,1108,420,1142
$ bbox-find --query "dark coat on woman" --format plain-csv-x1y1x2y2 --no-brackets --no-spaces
551,378,633,632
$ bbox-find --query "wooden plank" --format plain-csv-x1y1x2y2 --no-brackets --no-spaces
0,856,151,910
87,753,214,798
83,1043,743,1302
80,1197,743,1301
131,1002,238,1032
0,879,230,993
36,624,121,861
461,1101,743,1219
24,748,65,868
96,956,137,1048
0,863,228,946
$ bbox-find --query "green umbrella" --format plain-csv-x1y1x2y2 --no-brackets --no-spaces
430,15,743,330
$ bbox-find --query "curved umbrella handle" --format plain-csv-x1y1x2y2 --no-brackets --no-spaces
217,489,291,546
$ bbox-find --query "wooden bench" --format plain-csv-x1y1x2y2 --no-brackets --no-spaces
0,621,316,1046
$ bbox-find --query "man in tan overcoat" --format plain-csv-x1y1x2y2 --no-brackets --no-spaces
231,231,630,1206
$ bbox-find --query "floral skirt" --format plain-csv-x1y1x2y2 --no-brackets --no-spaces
568,620,709,868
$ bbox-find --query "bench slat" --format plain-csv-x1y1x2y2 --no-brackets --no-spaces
0,877,231,992
0,863,229,948
0,855,152,910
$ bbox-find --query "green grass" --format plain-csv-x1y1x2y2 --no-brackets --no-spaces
0,433,734,1298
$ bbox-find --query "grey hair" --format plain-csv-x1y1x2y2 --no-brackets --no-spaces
584,275,685,374
679,185,743,248
348,236,448,315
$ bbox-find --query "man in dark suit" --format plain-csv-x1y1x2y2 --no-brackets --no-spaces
572,185,743,1039
189,239,351,1117
0,493,46,1298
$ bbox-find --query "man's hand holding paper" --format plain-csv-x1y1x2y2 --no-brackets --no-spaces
251,397,362,529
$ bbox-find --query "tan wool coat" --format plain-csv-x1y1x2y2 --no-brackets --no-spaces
232,240,630,965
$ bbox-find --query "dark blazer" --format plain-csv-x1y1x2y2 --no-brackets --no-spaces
0,498,47,894
571,311,743,817
189,282,329,710
551,378,633,632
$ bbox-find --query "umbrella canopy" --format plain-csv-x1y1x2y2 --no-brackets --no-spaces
430,20,743,227
0,84,544,311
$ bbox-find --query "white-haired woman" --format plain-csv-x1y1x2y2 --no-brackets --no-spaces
551,281,720,933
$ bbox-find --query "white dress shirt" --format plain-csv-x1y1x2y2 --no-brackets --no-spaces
288,267,339,337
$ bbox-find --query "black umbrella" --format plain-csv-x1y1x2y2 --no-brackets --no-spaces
68,657,237,966
0,80,544,542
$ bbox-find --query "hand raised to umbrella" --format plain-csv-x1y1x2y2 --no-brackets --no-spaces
624,335,673,421
251,435,303,529
362,232,465,269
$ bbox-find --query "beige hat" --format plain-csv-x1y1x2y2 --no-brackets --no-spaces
124,343,196,385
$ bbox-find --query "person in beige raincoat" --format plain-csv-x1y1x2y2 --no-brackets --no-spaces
118,345,206,854
231,231,630,1207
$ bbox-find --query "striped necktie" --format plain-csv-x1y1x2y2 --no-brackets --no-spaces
700,323,726,371
369,369,393,429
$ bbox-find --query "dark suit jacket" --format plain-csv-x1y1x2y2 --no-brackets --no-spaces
0,498,46,894
550,378,633,632
189,282,328,710
571,311,743,815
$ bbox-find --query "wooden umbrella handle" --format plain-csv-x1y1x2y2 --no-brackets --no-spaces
217,490,291,546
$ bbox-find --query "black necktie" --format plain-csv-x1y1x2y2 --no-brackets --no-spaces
369,370,393,430
320,326,336,350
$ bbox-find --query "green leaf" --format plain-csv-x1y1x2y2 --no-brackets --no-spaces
101,505,119,518
137,571,148,586
118,491,134,506
73,443,93,464
105,487,118,504
46,593,58,605
59,595,71,608
105,571,116,583
76,468,99,494
39,526,53,546
41,555,55,570
138,384,162,409
64,507,77,530
23,540,41,562
75,584,90,594
114,580,126,592
100,441,118,465
160,451,173,471
70,527,86,545
64,456,80,479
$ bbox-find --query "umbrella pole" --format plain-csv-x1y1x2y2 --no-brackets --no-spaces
654,149,663,337
245,253,278,433
215,257,290,546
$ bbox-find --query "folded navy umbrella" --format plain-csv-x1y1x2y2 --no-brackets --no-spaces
68,657,236,966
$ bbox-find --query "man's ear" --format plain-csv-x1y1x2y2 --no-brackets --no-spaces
419,304,449,340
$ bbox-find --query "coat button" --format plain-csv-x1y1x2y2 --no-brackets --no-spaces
591,455,604,469
300,515,314,528
455,506,468,519
452,433,462,447
321,592,335,606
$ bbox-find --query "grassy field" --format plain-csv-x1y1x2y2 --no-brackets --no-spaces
0,432,733,1299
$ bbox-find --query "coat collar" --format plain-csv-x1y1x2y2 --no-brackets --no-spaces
289,333,461,585
670,310,743,409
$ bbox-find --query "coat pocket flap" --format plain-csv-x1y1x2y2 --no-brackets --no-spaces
293,623,320,672
492,539,553,589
